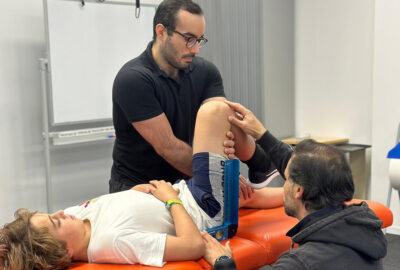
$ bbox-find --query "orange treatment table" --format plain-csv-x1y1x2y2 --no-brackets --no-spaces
69,199,393,270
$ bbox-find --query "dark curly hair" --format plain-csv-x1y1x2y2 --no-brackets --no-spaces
153,0,203,40
289,139,354,211
0,209,71,270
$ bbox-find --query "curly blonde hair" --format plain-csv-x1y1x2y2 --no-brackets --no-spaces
0,208,71,270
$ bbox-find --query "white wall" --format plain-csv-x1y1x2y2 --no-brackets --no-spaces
0,0,112,224
371,0,400,234
262,0,295,139
295,0,374,143
295,0,400,234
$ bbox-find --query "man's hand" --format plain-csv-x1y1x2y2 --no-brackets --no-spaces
149,180,179,203
224,101,266,140
131,184,155,194
239,175,255,200
201,231,233,266
224,131,235,159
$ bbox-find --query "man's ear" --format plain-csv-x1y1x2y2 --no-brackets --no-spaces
155,24,167,42
294,184,304,200
67,247,74,259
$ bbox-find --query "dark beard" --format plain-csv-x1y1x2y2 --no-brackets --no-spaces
284,202,296,218
162,38,194,70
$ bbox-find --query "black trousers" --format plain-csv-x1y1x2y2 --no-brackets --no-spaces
109,177,133,193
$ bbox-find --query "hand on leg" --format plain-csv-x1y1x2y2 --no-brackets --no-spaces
201,231,232,266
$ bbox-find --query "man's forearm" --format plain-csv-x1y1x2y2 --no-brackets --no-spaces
256,131,293,178
158,138,193,177
131,113,194,177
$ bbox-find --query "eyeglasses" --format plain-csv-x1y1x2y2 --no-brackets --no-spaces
172,30,208,48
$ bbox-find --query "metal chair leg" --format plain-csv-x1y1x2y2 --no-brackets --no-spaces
398,189,400,207
387,184,392,209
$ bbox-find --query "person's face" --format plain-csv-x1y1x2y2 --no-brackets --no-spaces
160,9,205,70
283,158,297,218
30,210,86,256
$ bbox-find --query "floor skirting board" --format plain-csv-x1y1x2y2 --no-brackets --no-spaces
387,225,400,235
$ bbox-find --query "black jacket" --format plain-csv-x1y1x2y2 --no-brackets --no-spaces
265,201,387,270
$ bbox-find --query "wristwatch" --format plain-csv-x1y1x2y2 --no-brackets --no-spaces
215,255,231,263
214,255,236,269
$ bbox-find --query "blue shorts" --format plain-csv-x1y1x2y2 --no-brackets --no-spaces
187,152,227,219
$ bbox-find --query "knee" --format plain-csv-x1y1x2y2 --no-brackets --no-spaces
198,100,233,119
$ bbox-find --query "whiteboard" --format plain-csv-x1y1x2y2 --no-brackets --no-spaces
44,0,156,125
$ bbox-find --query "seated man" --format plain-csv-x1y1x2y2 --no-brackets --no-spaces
0,101,283,269
202,101,387,270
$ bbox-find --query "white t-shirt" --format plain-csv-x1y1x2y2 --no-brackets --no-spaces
64,180,220,267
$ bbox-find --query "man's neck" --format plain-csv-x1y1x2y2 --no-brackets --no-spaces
72,219,92,262
296,207,311,221
152,42,179,81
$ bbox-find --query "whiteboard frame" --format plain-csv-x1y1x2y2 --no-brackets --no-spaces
43,0,160,126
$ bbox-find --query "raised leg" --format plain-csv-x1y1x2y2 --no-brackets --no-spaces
193,100,233,155
192,101,283,211
193,100,256,159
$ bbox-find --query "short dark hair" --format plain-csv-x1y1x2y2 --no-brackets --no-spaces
153,0,203,41
288,139,354,211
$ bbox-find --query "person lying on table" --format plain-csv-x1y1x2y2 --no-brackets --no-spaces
0,101,283,270
201,101,387,270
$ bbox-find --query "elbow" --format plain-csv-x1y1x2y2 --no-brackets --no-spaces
191,238,206,259
182,236,205,260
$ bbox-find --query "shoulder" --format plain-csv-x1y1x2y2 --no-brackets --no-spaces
190,57,223,87
113,61,158,99
114,231,167,266
115,55,157,85
88,230,118,262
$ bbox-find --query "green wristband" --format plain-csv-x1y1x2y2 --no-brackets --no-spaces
165,199,183,210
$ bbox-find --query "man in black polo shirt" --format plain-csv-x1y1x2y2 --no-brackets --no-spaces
110,0,227,192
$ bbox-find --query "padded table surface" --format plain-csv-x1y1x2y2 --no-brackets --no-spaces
69,199,393,270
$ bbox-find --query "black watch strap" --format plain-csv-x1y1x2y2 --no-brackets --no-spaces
216,255,231,262
213,255,237,270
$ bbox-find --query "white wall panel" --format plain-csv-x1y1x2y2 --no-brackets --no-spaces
371,0,400,234
295,0,374,144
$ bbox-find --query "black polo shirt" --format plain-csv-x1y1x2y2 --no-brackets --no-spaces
111,42,225,186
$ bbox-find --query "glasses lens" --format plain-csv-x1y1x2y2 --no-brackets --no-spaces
186,37,197,48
